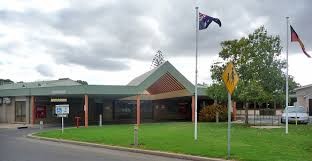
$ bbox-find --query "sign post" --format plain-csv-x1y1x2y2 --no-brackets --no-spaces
222,62,239,160
62,116,64,133
55,104,70,134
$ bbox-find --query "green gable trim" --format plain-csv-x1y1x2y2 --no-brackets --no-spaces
136,61,195,94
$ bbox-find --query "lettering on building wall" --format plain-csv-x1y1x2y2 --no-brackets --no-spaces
3,97,11,104
50,98,67,102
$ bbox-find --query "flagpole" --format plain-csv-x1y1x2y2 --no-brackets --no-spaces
194,6,199,140
286,16,289,134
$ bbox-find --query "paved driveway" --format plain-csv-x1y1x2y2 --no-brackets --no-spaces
0,127,190,161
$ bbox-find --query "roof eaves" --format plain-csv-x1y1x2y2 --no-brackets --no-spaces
294,84,312,91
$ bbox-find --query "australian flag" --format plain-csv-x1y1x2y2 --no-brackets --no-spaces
199,12,221,30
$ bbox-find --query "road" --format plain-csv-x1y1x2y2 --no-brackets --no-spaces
0,127,190,161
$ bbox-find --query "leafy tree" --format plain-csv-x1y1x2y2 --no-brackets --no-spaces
210,26,298,114
151,50,165,68
206,83,227,104
76,80,88,85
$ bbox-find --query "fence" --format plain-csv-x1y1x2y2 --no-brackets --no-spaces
236,109,283,126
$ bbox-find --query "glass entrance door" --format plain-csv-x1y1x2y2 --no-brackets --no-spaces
15,101,26,122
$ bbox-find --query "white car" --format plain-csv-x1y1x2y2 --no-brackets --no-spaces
281,106,309,124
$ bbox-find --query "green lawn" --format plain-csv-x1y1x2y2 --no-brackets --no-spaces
35,122,312,161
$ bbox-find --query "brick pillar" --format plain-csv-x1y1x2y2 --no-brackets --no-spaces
31,96,35,125
192,96,195,122
136,95,140,126
84,95,88,127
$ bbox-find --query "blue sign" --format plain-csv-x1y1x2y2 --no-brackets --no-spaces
55,104,69,115
56,107,62,114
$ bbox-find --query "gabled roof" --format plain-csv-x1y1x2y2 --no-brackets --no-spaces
0,79,81,90
0,61,208,97
129,61,195,94
127,65,161,86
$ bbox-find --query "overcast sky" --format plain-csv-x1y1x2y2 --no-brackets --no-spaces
0,0,311,86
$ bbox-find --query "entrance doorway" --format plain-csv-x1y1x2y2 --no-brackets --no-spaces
309,99,312,116
15,101,26,122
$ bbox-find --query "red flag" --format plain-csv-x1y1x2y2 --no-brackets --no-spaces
290,25,311,58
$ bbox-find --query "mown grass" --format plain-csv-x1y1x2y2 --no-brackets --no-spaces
36,122,312,161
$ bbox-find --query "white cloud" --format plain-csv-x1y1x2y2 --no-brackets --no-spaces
0,0,69,13
36,64,54,77
0,0,311,87
288,52,312,86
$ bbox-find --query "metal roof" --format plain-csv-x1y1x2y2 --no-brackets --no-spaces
0,85,139,97
0,79,81,90
0,61,207,97
294,84,312,91
127,64,161,86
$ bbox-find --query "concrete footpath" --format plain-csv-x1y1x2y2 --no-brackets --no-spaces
28,133,229,161
0,123,31,129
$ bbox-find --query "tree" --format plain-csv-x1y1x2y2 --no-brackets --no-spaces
210,26,298,116
151,50,165,68
235,80,269,123
206,83,227,104
76,80,88,85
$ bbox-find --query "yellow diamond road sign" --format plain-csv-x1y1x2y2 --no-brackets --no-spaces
222,62,239,95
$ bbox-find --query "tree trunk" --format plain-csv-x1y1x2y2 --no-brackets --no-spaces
245,102,249,124
214,99,218,123
254,102,257,125
274,101,277,116
213,99,217,105
254,101,256,117
274,101,276,109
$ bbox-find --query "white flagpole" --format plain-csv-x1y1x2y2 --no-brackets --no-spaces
286,16,289,134
194,6,199,140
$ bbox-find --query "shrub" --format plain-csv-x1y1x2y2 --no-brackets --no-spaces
199,104,228,122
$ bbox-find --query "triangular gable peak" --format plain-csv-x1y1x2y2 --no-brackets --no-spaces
129,61,195,95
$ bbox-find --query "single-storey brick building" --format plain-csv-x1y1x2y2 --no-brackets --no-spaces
0,61,210,126
295,84,312,116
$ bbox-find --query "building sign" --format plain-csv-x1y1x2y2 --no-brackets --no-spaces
51,98,67,103
3,97,11,104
